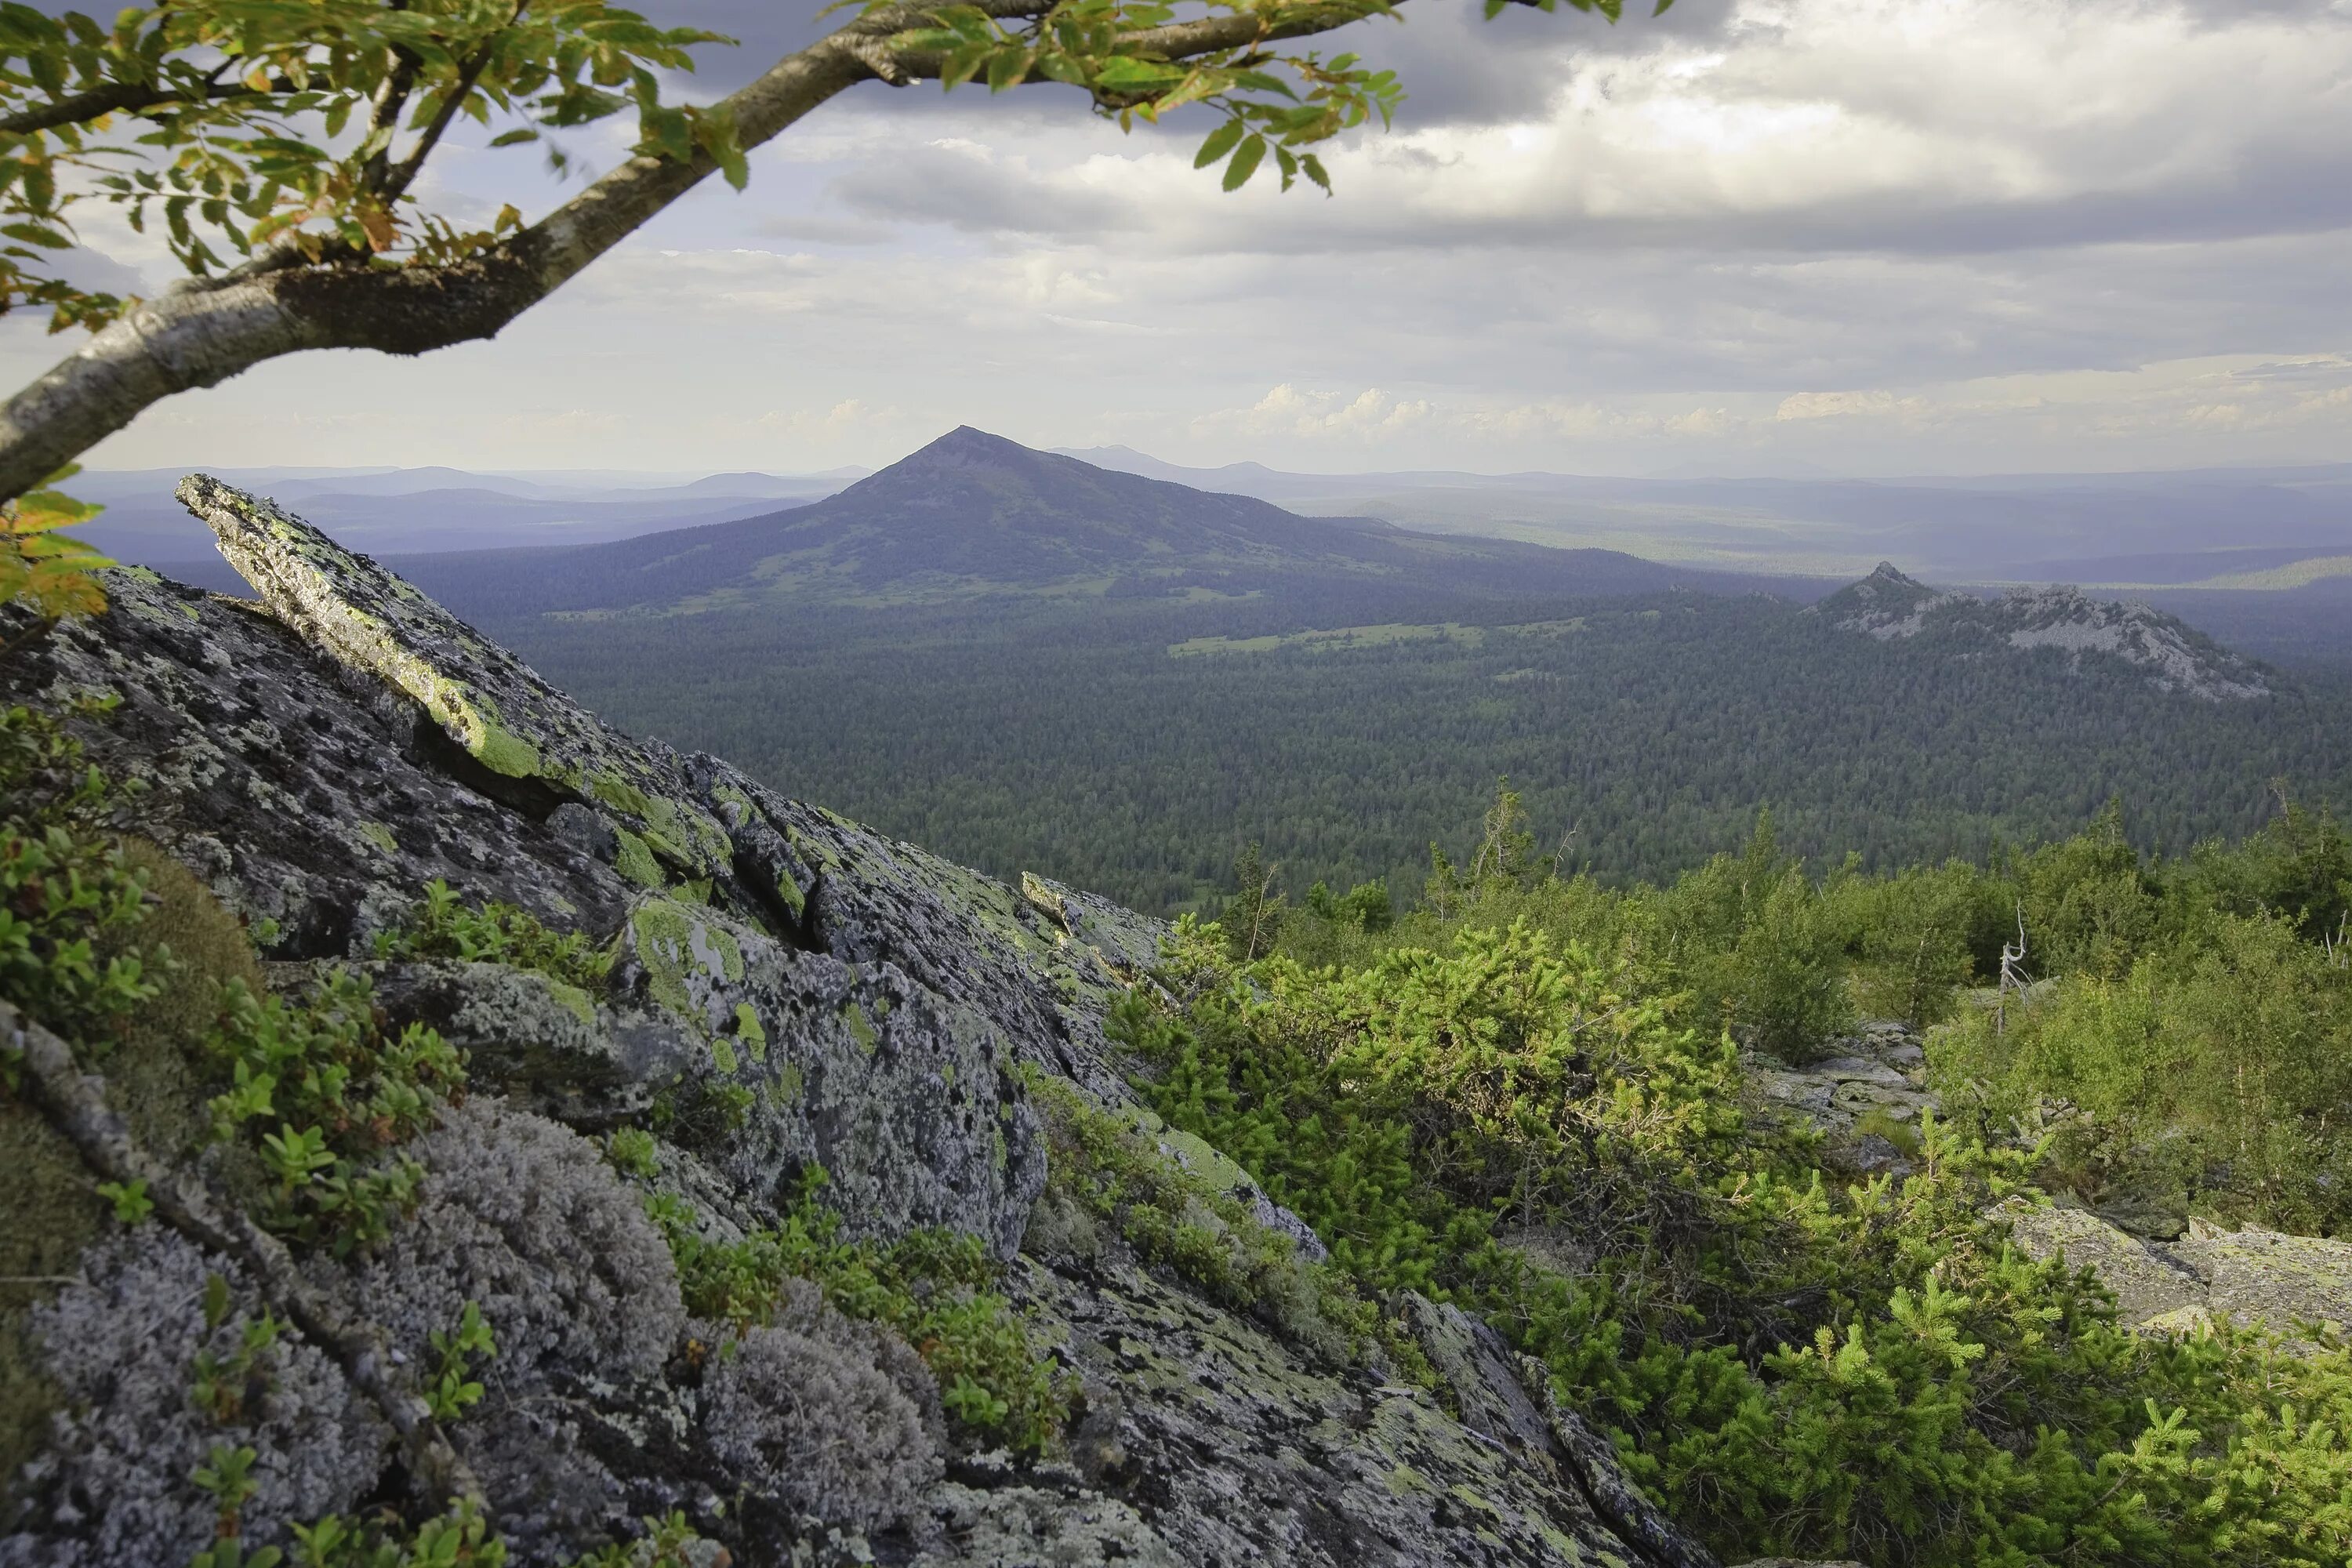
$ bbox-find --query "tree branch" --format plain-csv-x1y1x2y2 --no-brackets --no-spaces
378,9,521,206
0,0,1415,500
0,78,284,136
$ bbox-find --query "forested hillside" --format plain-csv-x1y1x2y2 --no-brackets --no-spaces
452,583,2352,913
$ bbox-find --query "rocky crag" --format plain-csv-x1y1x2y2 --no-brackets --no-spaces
1810,563,2272,701
1,479,1737,1566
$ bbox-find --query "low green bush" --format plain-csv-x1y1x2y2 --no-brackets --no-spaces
371,878,610,993
644,1175,1072,1454
1127,905,2352,1567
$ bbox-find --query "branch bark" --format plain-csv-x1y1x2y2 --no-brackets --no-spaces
2,996,484,1509
0,0,1406,500
0,78,278,136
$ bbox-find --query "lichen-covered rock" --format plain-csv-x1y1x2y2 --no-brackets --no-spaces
1744,1021,1936,1174
11,568,630,956
611,895,1046,1255
1015,1254,1702,1568
735,776,1149,1102
2175,1218,2352,1333
1022,872,1168,982
912,1483,1178,1566
180,475,754,910
283,958,681,1127
1999,1201,2352,1337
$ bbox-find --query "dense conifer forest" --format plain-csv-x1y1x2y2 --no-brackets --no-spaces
461,584,2352,913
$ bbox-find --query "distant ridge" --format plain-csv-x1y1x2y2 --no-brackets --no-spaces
1813,563,2274,701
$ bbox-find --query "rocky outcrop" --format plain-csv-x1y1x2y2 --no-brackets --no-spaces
1,480,1719,1568
1809,562,2271,701
1742,1021,1936,1174
2002,1203,2352,1338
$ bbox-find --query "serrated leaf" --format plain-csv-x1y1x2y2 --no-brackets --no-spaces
1193,118,1245,170
1222,133,1266,192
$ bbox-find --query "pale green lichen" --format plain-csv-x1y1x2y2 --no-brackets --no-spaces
774,1062,804,1102
733,1004,768,1064
1386,1465,1433,1497
707,924,744,984
630,900,699,1019
785,826,842,873
844,1003,878,1054
546,979,597,1030
774,873,806,921
356,821,397,857
613,828,663,889
591,769,731,868
713,1036,739,1076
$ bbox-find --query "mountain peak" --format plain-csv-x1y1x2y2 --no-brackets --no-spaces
904,425,1031,465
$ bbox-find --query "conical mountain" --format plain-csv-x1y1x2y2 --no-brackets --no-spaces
397,427,1707,615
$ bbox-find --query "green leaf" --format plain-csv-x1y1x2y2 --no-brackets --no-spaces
1222,133,1267,192
1194,118,1246,170
489,128,541,147
985,46,1032,93
1093,56,1185,92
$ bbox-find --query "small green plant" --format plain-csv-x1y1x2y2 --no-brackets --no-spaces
201,967,463,1252
0,699,158,1053
96,1178,152,1223
373,879,610,993
425,1302,495,1422
191,1312,282,1425
277,1499,510,1567
604,1127,659,1181
565,1512,710,1568
645,1174,1073,1454
191,1443,263,1543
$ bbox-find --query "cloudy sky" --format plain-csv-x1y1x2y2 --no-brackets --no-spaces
8,0,2350,477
